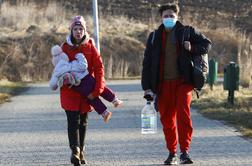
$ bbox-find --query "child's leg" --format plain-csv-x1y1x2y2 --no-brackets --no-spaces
71,74,95,97
71,74,107,115
101,86,123,107
100,87,116,102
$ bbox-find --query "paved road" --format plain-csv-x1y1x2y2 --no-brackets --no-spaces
0,80,252,166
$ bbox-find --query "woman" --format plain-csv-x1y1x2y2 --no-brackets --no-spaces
60,15,106,165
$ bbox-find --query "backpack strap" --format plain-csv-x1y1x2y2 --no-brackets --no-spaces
182,25,191,44
151,30,156,45
194,88,200,99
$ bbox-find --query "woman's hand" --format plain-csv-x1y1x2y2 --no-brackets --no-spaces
87,93,95,100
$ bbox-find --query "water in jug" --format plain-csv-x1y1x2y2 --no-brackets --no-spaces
141,101,157,134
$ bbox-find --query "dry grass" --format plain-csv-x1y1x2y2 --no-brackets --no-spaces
0,1,148,80
0,93,10,104
0,1,68,34
0,1,251,82
192,84,252,138
0,79,27,104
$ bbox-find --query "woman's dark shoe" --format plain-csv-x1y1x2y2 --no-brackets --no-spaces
70,146,81,165
80,150,87,164
79,146,87,164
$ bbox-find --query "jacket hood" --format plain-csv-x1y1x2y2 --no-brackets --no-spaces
66,32,90,46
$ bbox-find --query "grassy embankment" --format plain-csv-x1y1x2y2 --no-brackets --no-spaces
192,83,252,139
0,2,148,81
0,79,27,104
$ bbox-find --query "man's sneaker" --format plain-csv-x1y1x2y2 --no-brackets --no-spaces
164,153,178,165
180,152,193,164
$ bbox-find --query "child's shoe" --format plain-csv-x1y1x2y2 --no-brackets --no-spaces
102,111,112,123
112,98,123,107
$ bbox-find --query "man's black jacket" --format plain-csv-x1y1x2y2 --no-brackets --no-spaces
141,21,212,94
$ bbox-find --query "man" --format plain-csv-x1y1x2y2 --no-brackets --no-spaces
141,3,211,165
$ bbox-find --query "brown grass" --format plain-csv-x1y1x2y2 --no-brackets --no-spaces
0,1,148,81
0,1,251,83
0,1,68,33
0,79,27,104
0,93,10,104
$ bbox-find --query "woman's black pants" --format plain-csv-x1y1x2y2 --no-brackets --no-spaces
65,110,88,149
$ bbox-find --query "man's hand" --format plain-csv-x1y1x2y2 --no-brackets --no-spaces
87,93,95,100
144,89,154,101
184,41,191,52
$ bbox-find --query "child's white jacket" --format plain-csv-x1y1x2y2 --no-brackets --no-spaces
49,53,89,90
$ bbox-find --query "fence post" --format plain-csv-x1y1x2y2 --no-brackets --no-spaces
223,62,239,105
208,58,218,90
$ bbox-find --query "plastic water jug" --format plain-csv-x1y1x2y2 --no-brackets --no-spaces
141,101,157,134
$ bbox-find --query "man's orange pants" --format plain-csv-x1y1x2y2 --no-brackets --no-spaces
157,79,193,154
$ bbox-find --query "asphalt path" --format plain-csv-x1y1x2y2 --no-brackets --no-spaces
0,80,252,166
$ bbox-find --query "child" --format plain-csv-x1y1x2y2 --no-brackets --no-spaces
49,45,123,123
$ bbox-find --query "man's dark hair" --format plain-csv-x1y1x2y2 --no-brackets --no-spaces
158,3,179,16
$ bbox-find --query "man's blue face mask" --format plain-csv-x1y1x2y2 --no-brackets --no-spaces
163,18,177,29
